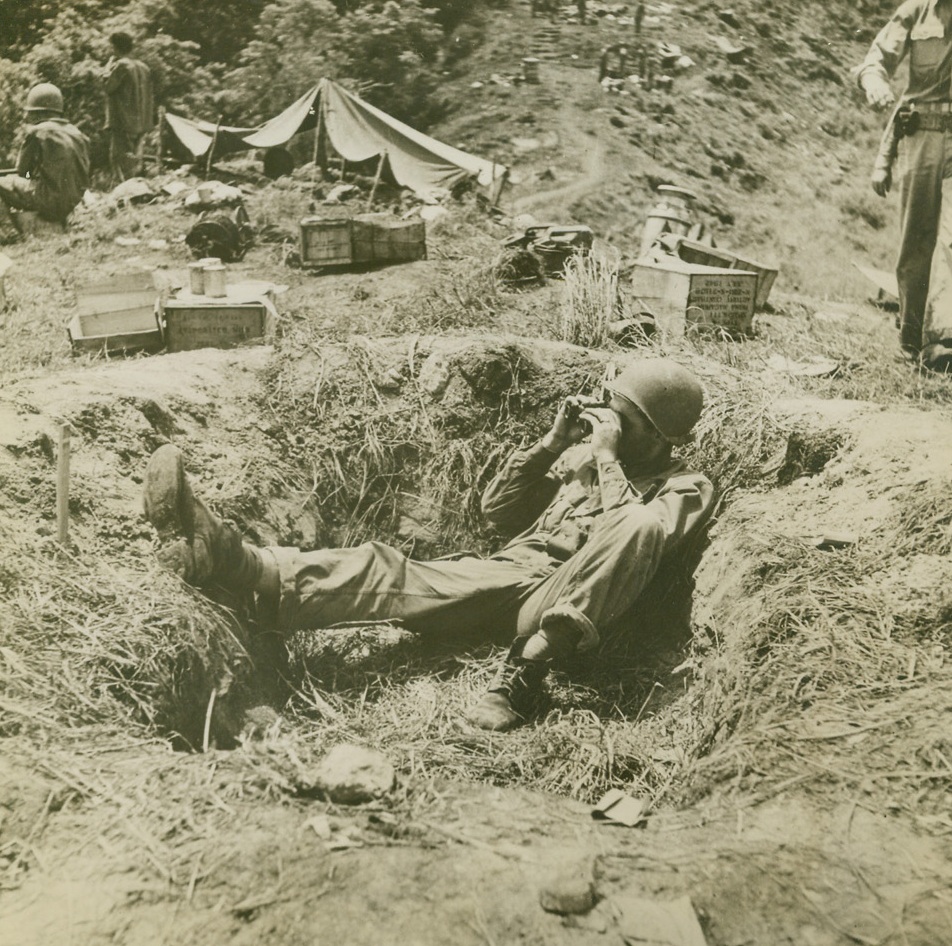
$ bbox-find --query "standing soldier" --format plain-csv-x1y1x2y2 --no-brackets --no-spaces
0,83,90,243
855,1,952,372
103,31,155,182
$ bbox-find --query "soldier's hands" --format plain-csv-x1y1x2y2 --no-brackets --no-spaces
543,395,603,452
871,165,892,198
862,75,895,111
583,407,622,463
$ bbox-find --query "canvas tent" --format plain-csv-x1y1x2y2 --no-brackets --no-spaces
163,79,506,199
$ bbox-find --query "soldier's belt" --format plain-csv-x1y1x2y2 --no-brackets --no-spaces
897,107,952,136
913,111,952,133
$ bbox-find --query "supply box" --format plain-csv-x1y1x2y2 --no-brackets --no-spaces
68,271,164,355
300,217,353,267
670,237,778,309
631,259,758,337
300,214,426,268
351,214,427,263
162,300,275,353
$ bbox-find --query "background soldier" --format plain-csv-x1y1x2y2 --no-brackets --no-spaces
855,0,952,372
0,83,90,243
103,31,155,182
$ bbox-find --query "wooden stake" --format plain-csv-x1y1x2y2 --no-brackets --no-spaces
491,163,510,211
339,156,346,181
366,151,386,211
203,687,217,753
205,115,223,180
56,422,71,545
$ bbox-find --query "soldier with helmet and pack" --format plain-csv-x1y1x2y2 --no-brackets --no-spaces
142,358,715,732
0,83,90,243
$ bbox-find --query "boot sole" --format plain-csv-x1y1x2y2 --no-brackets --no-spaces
143,445,194,540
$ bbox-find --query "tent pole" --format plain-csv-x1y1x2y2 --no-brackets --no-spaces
366,151,386,211
339,156,346,181
205,115,223,180
156,106,165,173
311,98,323,192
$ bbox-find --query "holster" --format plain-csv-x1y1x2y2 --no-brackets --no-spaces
893,106,952,136
894,105,920,138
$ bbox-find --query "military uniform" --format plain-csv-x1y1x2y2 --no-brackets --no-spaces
0,117,90,228
105,55,154,180
267,440,714,647
856,0,952,355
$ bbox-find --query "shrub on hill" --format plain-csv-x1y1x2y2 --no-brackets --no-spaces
223,0,446,128
0,0,494,168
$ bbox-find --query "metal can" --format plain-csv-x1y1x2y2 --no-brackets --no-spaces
188,262,205,295
203,263,227,297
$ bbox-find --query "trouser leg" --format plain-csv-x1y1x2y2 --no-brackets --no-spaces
0,200,19,243
0,177,37,243
470,506,667,732
269,541,545,638
110,129,140,181
897,131,944,354
514,504,667,650
923,136,952,347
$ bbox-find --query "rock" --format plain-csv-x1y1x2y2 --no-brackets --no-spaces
539,859,597,915
419,205,449,224
374,367,405,392
240,705,281,740
305,744,395,804
324,183,359,204
718,9,741,29
111,177,156,204
512,137,542,153
418,352,451,398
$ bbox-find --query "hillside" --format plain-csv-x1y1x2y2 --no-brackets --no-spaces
3,2,952,945
438,0,898,298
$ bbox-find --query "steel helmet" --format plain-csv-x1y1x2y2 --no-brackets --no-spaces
24,83,64,114
609,358,704,443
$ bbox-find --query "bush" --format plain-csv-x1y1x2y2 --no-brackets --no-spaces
225,0,445,129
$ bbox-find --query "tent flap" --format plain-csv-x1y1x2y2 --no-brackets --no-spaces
164,79,505,199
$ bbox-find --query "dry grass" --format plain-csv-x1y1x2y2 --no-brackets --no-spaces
672,477,952,817
0,514,256,751
557,250,622,348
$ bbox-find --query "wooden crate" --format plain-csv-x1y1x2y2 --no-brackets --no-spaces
631,260,758,337
351,214,426,263
76,271,158,314
163,301,275,352
70,271,163,354
300,217,353,267
672,238,778,309
68,306,163,355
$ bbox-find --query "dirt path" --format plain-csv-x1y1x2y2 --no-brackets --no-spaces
512,132,606,217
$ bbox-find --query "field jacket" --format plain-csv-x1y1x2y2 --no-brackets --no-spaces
482,440,714,566
105,57,155,135
855,0,952,103
16,119,90,221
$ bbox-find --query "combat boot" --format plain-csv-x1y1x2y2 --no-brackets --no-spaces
468,638,551,732
143,444,262,589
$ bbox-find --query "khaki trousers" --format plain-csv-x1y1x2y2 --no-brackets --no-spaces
897,129,952,350
109,128,145,182
270,504,670,650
